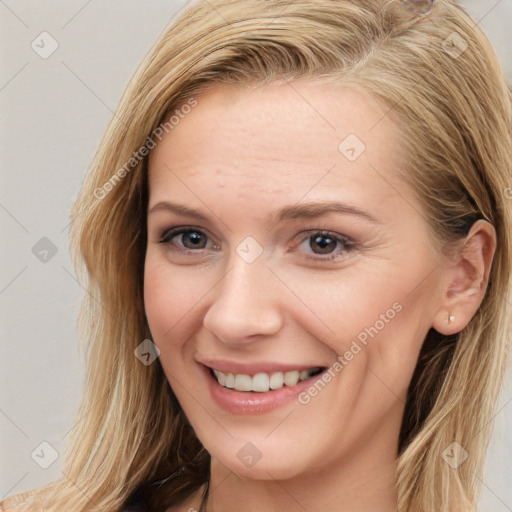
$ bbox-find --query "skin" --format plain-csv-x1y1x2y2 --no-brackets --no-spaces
143,79,496,512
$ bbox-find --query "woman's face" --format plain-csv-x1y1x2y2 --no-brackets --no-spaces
144,80,448,480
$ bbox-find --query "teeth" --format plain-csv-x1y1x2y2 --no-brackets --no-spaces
269,372,284,390
225,372,235,388
253,372,270,392
234,374,252,392
212,367,323,392
213,370,225,386
284,370,299,386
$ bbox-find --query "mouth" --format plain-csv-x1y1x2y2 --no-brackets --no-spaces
209,367,326,393
200,361,332,414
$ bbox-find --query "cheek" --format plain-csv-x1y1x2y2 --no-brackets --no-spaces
144,251,196,319
278,263,405,343
143,255,196,347
143,259,194,393
143,252,220,362
280,263,430,393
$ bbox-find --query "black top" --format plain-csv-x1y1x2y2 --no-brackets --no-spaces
119,492,151,512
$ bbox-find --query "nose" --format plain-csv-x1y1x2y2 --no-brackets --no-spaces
202,254,284,346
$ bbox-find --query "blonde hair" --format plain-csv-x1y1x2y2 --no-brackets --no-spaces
2,1,511,511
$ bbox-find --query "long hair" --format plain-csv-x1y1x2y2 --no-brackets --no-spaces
3,1,510,511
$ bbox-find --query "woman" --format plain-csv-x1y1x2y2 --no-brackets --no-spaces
2,0,510,511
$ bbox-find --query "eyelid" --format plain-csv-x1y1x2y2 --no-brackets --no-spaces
157,226,352,244
158,225,220,249
158,225,357,262
296,229,353,244
293,229,356,261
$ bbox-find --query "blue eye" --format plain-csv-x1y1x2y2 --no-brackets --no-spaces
158,227,355,262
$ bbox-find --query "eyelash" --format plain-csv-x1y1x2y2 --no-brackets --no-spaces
157,226,356,262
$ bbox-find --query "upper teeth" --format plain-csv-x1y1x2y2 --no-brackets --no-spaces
212,368,322,393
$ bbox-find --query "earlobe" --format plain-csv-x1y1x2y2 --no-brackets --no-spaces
433,309,460,336
433,220,497,335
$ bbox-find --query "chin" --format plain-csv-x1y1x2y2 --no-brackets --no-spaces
204,432,318,481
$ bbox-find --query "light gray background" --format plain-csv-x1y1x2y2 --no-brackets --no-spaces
1,1,511,509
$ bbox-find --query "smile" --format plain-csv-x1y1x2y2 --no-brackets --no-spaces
211,367,325,393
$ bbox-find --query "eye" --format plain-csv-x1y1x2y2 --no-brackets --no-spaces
296,231,356,261
157,226,355,262
158,227,218,251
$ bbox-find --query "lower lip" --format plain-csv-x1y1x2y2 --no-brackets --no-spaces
201,365,325,415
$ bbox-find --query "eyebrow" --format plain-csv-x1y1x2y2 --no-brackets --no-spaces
147,200,382,224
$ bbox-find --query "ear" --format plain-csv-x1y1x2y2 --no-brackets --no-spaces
433,220,497,335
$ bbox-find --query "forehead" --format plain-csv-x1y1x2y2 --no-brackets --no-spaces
147,80,411,222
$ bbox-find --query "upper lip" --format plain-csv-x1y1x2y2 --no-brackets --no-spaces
198,359,326,375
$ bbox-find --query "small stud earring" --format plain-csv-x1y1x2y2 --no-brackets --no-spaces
447,313,455,323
